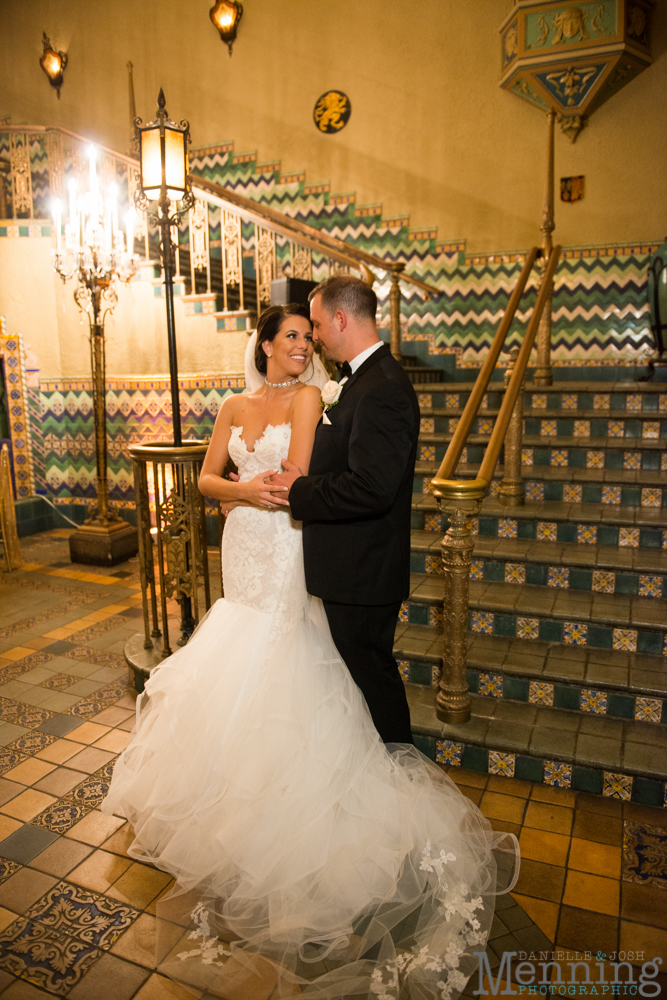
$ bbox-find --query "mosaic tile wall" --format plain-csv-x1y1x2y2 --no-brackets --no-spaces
2,127,660,370
189,141,659,369
36,378,243,506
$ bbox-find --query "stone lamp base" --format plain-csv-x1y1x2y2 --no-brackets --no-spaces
69,519,138,566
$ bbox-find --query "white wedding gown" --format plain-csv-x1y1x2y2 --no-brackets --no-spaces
103,423,519,1000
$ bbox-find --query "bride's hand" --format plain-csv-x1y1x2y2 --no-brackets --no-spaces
241,470,290,509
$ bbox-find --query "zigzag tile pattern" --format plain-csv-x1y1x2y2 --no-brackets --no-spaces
189,141,656,369
38,381,241,501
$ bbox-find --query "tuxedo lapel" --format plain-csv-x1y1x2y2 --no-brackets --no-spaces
338,343,390,402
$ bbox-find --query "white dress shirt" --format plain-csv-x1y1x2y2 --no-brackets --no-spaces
348,340,384,374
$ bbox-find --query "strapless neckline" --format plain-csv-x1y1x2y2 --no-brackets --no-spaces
230,422,291,455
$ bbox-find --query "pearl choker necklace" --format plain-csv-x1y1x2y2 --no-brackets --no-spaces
266,377,299,388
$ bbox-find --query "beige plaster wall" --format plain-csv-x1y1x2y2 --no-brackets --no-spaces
0,238,248,379
1,0,666,254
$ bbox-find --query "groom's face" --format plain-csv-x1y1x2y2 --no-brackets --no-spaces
310,294,345,362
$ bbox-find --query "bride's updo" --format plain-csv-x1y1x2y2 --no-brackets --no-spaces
254,304,311,375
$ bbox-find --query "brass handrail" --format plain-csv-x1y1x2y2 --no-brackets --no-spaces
432,244,562,725
3,124,441,300
432,245,560,502
194,176,440,299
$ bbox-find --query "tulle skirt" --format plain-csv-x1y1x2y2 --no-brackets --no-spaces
103,596,519,999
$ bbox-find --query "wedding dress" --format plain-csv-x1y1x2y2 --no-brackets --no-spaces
103,421,519,1000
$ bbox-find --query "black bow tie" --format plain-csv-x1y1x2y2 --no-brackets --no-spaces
337,361,353,379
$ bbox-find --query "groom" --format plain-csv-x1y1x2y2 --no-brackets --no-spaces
271,275,419,745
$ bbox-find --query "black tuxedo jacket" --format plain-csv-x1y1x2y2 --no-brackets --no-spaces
289,343,419,605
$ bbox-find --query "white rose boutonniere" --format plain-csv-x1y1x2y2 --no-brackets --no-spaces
321,380,343,411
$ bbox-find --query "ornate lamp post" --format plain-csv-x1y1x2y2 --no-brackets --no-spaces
134,89,193,448
52,145,139,565
132,90,201,644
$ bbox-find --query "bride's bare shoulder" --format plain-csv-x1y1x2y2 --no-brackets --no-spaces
294,384,321,402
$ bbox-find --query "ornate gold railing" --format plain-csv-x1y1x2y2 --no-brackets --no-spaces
126,441,214,690
431,244,562,723
0,444,22,572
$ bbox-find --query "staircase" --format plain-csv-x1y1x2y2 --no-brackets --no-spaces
400,354,444,385
397,375,667,806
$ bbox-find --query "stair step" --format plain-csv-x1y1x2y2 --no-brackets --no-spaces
403,573,667,657
395,621,667,702
422,407,667,422
419,432,666,450
411,493,667,548
405,684,667,802
423,461,666,486
407,572,667,631
404,367,443,384
411,380,667,395
409,530,667,596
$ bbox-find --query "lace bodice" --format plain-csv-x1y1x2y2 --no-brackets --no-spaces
223,423,305,621
227,423,292,480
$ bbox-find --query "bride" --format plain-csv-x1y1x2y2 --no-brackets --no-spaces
103,303,519,1000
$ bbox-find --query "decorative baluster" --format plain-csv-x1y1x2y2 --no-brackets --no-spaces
534,109,556,386
388,262,405,361
9,133,33,217
190,198,209,291
435,503,480,723
46,129,64,202
291,242,311,281
498,346,525,506
255,226,275,306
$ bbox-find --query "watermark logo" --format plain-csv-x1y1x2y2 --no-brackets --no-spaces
473,950,663,996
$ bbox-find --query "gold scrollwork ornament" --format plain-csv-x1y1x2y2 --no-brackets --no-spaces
313,91,351,134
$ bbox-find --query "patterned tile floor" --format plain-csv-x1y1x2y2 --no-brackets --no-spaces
0,530,665,998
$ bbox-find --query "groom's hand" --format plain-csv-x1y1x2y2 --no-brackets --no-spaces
270,459,304,498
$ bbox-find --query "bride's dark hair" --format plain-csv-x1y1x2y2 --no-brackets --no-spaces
255,304,312,376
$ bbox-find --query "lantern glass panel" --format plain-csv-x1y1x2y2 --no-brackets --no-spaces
212,0,238,31
140,128,162,196
41,50,62,78
164,127,186,195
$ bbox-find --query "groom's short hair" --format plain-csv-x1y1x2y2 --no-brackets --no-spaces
309,275,377,323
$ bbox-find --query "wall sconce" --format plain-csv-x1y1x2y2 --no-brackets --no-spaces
209,0,243,56
39,32,68,98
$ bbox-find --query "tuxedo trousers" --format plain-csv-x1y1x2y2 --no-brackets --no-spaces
322,600,414,745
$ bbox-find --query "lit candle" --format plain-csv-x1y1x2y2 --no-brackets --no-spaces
109,184,118,238
88,146,97,190
88,146,98,222
52,199,62,252
126,208,135,257
68,178,77,227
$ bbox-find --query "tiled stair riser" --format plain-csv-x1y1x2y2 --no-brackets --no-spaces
526,416,667,439
417,390,667,413
419,416,667,440
411,506,667,550
410,731,666,809
399,658,666,727
410,550,665,599
402,598,666,657
417,441,667,473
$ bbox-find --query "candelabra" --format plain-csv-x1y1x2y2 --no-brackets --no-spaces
52,146,139,565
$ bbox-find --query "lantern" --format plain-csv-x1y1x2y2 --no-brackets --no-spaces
39,32,68,98
210,0,243,55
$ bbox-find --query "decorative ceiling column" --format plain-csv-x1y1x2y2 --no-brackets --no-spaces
499,0,653,141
